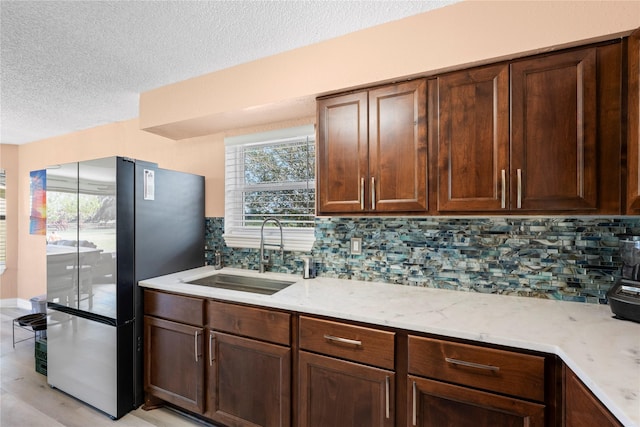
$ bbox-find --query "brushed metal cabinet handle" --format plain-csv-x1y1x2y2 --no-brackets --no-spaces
445,357,500,372
194,330,200,363
209,332,215,366
371,177,376,210
501,169,506,209
385,376,390,419
517,168,522,209
323,334,362,347
360,177,365,211
412,380,417,426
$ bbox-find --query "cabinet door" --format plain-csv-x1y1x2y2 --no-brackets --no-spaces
511,48,598,211
144,316,205,414
317,91,369,213
299,351,394,427
369,79,428,212
408,376,545,427
436,64,509,212
627,29,640,212
565,368,622,427
206,331,291,427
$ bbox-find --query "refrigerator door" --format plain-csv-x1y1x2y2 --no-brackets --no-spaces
134,165,205,281
47,310,122,418
46,162,79,309
77,158,119,319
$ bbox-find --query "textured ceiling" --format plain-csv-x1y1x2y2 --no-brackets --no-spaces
1,0,458,145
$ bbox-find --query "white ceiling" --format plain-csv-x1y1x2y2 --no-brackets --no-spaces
0,0,458,145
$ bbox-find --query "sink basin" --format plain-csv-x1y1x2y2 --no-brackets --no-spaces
186,273,295,295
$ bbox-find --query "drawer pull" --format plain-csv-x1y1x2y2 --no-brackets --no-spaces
323,334,362,347
445,357,500,372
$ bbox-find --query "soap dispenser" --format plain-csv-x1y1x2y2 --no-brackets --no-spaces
302,256,315,279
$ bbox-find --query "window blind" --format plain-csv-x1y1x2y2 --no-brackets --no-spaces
224,126,316,251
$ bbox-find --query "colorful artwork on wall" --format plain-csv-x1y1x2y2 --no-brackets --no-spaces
30,169,46,235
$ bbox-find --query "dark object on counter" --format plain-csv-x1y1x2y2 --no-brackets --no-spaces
608,236,640,323
608,281,640,323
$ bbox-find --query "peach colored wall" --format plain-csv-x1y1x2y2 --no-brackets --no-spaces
139,0,640,140
0,145,19,302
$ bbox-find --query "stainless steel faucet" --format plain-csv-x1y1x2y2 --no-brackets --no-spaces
259,217,284,273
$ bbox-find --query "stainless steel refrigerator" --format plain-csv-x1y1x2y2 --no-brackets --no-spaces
46,156,204,419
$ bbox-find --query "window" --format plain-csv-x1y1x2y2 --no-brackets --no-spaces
224,125,316,251
0,169,6,274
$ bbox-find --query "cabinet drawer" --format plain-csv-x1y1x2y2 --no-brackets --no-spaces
408,336,545,402
299,316,395,370
208,301,290,346
144,290,204,326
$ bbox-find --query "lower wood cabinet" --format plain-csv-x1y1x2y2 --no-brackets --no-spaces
143,291,291,427
298,316,396,427
143,290,206,414
407,335,548,427
564,366,622,427
298,350,394,427
408,375,545,427
142,289,624,427
205,300,291,427
206,331,291,427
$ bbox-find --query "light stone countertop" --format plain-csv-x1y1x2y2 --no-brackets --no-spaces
139,266,640,427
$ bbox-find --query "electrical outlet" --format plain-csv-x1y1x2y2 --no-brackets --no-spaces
350,237,363,255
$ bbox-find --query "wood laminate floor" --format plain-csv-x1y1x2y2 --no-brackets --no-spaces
1,307,211,427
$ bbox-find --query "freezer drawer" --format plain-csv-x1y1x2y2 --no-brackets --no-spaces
47,310,132,418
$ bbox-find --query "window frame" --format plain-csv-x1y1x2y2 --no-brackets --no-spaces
223,125,316,251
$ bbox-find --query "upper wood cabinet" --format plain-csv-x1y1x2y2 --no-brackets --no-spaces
434,43,622,214
317,79,428,214
511,48,600,212
435,63,510,211
627,28,640,212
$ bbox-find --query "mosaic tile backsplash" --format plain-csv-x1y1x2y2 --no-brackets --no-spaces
205,216,640,304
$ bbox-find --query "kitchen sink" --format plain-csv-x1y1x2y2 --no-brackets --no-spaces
186,273,295,295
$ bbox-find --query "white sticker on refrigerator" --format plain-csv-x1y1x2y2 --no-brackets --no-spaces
144,169,155,200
